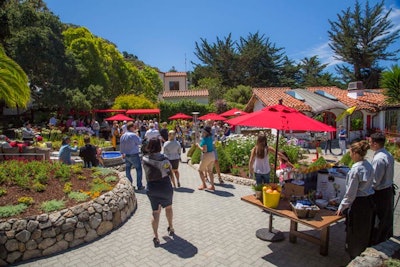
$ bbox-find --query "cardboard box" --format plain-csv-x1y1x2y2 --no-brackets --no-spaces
283,183,305,198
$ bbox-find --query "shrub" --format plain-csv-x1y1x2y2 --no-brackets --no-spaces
77,175,86,180
15,174,30,189
0,204,28,218
0,187,6,196
186,144,197,158
92,167,115,177
18,197,34,205
54,163,71,181
191,147,202,164
104,176,118,183
32,182,46,192
71,164,83,174
63,182,73,194
34,171,49,184
90,182,113,196
68,191,90,202
41,200,65,213
215,142,232,173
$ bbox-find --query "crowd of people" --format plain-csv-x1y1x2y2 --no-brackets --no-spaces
0,114,397,258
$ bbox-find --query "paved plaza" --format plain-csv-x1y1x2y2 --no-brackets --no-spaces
15,149,400,267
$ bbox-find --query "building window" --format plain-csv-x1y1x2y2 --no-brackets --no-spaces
169,81,179,91
385,110,400,133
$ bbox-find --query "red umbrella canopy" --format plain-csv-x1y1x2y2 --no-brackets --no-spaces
220,108,248,117
168,113,193,120
105,114,134,121
225,104,335,132
198,113,226,121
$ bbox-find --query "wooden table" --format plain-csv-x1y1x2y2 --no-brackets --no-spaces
241,194,343,256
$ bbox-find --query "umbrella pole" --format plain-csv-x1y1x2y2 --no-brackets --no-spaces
273,130,280,184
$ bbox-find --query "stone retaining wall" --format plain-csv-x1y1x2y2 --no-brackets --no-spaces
0,174,136,266
347,237,400,267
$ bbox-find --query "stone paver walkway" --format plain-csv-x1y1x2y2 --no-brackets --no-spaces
16,148,399,267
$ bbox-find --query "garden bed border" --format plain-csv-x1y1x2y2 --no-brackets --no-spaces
0,172,136,266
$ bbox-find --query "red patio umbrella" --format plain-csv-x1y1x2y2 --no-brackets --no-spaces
220,108,248,117
225,104,336,181
198,113,226,121
168,113,193,120
105,114,134,121
226,104,335,132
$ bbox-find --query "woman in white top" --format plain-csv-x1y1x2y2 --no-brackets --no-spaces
336,140,375,259
163,131,181,187
248,132,287,185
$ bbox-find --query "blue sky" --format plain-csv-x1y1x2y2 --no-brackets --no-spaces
45,0,400,73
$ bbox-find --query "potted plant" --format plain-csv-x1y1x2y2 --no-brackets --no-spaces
251,183,264,201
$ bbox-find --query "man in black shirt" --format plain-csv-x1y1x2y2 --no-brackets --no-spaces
79,136,98,168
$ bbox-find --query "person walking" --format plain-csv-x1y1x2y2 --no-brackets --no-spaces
370,132,395,245
120,122,144,190
58,136,79,165
159,122,169,144
111,121,121,151
142,138,175,247
338,125,347,155
196,126,215,191
208,120,224,184
324,130,334,155
336,140,375,259
163,130,181,187
248,132,283,185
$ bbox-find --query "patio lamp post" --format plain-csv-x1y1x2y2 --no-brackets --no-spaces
192,112,199,144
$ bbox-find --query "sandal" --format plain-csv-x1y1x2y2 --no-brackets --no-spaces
207,186,215,191
167,226,175,236
198,186,206,190
153,237,160,247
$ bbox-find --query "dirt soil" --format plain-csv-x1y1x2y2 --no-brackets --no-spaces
0,168,117,220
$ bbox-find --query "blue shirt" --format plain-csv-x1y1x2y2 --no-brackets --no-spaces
339,129,347,140
120,131,142,155
372,148,394,190
59,144,78,165
200,136,214,152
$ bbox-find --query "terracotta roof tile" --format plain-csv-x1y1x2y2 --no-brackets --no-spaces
164,72,187,77
162,89,209,98
251,87,312,112
306,87,385,112
246,86,399,114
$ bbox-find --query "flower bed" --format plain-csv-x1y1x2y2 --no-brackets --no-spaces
0,172,136,265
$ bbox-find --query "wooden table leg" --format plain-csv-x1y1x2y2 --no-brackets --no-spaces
289,220,298,243
319,226,329,256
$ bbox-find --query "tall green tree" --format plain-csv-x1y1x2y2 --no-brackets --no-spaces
0,45,30,108
328,0,400,88
279,56,301,88
3,0,76,110
380,65,400,103
193,34,239,87
238,32,285,87
192,32,287,89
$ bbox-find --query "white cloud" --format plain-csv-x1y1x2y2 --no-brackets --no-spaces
299,6,400,70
